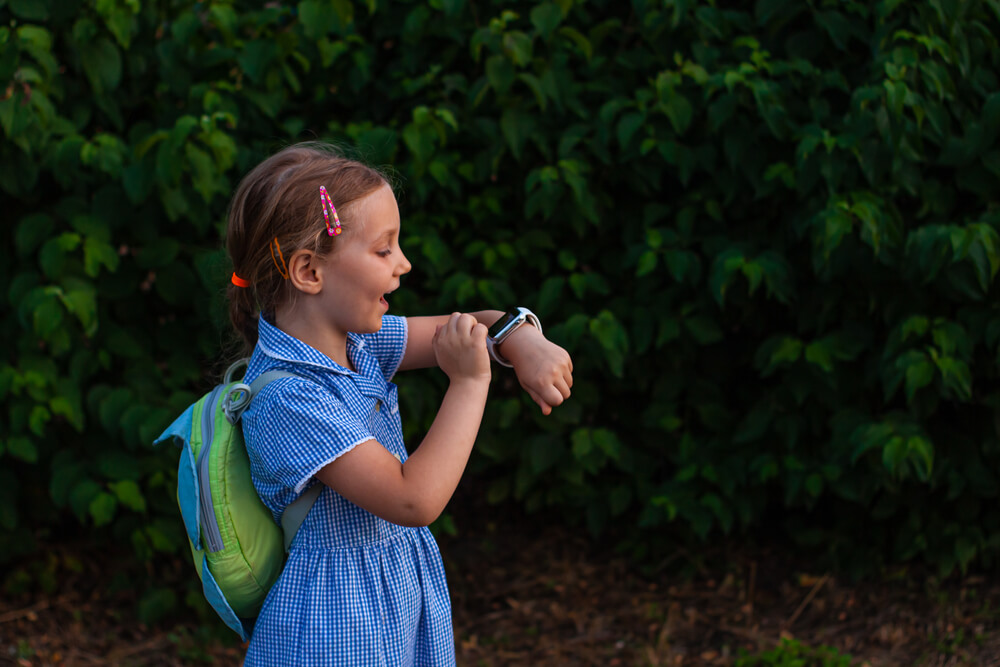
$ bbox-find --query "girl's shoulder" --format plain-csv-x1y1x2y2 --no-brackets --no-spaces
358,314,407,380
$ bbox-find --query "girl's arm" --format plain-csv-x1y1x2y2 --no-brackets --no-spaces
400,312,502,370
401,311,573,415
316,313,491,527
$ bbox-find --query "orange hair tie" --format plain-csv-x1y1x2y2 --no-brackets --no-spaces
231,272,250,288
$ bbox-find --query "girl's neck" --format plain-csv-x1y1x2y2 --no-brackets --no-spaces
273,310,355,373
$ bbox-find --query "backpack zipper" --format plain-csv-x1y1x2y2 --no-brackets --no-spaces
198,384,226,553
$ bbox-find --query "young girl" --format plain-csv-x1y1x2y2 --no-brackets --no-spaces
225,143,573,665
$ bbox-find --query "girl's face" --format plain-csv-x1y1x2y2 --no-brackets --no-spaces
318,184,412,337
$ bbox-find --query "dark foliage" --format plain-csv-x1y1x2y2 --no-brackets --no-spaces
2,0,1000,622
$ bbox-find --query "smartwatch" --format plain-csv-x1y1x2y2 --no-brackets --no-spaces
487,307,542,367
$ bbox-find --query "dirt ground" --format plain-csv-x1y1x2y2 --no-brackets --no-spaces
2,509,999,667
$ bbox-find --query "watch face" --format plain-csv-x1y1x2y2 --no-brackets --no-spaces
488,312,519,339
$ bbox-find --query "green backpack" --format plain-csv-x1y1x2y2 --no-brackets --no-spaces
154,360,321,640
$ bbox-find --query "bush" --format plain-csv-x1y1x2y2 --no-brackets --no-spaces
2,0,1000,605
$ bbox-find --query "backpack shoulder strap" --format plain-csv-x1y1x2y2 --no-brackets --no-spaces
222,366,299,424
249,369,300,396
226,363,323,552
281,483,323,552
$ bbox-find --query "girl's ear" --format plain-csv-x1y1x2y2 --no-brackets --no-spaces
287,249,323,294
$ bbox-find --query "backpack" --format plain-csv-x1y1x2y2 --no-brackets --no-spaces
154,359,321,641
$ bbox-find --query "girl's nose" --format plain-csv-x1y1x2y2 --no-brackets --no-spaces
397,251,412,276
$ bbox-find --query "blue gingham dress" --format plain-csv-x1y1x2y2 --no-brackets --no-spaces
240,315,455,666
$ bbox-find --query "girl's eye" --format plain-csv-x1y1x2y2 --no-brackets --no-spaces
376,249,392,258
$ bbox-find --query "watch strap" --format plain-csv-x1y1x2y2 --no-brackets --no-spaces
488,307,541,367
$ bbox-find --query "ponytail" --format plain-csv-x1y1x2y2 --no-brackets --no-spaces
228,283,260,354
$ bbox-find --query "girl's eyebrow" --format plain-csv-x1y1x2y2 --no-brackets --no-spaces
372,227,398,244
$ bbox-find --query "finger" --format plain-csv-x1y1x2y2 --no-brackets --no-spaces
554,377,572,401
539,383,566,408
472,322,488,342
458,313,477,335
526,388,553,415
447,312,461,335
563,367,573,390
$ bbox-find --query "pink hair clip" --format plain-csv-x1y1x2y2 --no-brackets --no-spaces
319,185,342,236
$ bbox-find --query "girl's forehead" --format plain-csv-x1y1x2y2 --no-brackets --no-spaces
343,184,399,242
353,186,399,224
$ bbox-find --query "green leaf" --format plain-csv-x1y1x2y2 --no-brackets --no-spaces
517,73,548,110
901,315,930,341
95,0,139,48
500,108,535,160
16,214,55,257
50,395,84,432
10,0,50,20
663,93,693,135
60,287,98,336
441,0,465,17
592,429,622,461
769,337,803,367
109,480,146,512
805,473,823,497
617,112,644,149
80,37,122,94
503,31,533,67
185,143,217,202
903,353,935,402
804,340,834,373
485,54,515,95
39,232,81,279
88,491,118,526
571,428,592,459
589,310,629,377
403,121,436,165
145,523,178,553
531,4,563,39
29,405,51,436
557,26,591,60
298,0,337,39
99,387,132,437
68,479,101,523
905,436,934,482
7,436,38,463
33,294,64,339
83,237,120,277
933,356,972,400
636,250,658,277
238,40,278,84
684,316,723,345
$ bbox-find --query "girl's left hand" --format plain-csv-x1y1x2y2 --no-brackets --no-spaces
500,325,573,415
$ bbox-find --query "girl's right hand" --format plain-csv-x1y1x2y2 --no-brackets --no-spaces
433,312,491,383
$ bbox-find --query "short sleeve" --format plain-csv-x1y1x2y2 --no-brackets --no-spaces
361,314,408,381
244,377,376,495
